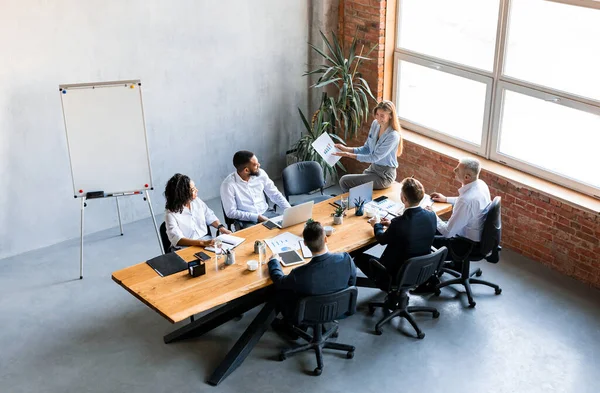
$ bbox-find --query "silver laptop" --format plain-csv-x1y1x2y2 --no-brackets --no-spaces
269,201,314,229
335,181,374,207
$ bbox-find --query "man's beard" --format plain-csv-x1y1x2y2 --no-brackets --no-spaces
249,169,260,177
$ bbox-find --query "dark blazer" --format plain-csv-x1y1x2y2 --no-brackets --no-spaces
268,252,356,317
374,206,437,276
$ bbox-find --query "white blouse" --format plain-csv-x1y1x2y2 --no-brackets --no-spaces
165,198,218,248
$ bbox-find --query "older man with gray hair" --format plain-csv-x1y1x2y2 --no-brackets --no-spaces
414,157,491,293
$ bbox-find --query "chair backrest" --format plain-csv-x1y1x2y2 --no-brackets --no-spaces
159,222,171,254
294,286,358,326
395,247,448,290
282,161,325,200
479,196,502,258
221,202,236,231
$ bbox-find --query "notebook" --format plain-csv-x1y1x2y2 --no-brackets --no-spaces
146,252,188,277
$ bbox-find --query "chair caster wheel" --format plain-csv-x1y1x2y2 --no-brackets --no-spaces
279,353,286,361
495,288,502,295
417,332,425,339
346,351,354,359
313,368,322,376
468,301,476,308
374,328,383,336
476,269,482,277
331,331,339,338
432,310,440,318
434,289,441,296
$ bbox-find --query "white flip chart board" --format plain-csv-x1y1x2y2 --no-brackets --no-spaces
59,80,153,197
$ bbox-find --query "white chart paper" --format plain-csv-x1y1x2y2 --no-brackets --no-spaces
311,133,340,167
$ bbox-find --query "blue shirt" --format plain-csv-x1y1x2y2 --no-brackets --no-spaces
353,120,401,167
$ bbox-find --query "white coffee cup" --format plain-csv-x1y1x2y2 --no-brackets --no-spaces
247,260,258,271
365,207,375,218
324,226,335,236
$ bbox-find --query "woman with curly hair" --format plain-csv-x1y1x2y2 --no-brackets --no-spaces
164,173,231,250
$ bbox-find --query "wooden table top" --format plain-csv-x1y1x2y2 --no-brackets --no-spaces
112,183,452,323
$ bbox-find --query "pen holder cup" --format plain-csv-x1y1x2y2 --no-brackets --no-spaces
188,260,206,277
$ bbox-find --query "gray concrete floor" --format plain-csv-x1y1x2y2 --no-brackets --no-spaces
2,188,600,393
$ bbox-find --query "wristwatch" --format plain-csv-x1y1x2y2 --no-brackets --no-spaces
217,224,226,231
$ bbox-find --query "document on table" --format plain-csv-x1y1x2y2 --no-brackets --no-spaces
265,232,303,254
366,199,404,216
420,194,434,209
364,244,387,259
205,234,245,252
311,132,340,167
299,240,313,258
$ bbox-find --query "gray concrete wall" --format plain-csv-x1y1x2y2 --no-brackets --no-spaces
0,0,309,259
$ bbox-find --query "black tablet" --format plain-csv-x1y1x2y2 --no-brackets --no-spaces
279,250,304,267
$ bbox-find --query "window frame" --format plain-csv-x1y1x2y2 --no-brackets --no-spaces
392,52,494,156
393,0,600,198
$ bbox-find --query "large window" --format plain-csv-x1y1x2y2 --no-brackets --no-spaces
394,0,600,196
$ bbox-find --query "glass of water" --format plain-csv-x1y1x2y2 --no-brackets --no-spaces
340,196,349,210
214,238,223,260
258,244,266,265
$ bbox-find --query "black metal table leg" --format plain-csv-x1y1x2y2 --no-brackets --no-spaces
207,301,277,386
164,287,269,344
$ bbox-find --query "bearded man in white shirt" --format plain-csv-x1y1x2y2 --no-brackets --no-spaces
220,150,291,230
414,157,491,293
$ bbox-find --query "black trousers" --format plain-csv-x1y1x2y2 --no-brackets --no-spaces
354,254,391,290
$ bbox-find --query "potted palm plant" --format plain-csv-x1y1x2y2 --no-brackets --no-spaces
293,102,347,183
304,31,377,140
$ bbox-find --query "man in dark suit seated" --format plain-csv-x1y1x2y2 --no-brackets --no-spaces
268,221,356,332
355,177,437,288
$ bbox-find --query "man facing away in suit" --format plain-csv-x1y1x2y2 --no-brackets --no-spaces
268,221,356,330
355,177,437,288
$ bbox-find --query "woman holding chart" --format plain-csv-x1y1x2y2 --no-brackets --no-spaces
164,173,231,251
333,100,403,192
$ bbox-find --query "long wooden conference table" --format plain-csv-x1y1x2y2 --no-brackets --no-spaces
112,182,452,385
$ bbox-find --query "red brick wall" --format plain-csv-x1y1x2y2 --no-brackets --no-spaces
399,141,600,289
338,0,600,289
338,0,387,170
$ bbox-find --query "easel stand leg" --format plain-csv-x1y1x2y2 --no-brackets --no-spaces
115,197,123,235
144,190,163,254
79,197,86,279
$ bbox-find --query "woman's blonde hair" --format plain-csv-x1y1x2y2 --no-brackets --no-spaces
372,100,403,156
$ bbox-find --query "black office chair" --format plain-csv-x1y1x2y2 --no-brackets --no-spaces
435,196,503,308
282,161,333,206
279,286,357,376
220,202,237,232
368,247,448,338
159,222,171,254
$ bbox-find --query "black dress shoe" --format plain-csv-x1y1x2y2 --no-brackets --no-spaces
271,318,300,340
410,276,440,294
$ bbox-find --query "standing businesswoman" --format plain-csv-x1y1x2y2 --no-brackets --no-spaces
334,100,403,192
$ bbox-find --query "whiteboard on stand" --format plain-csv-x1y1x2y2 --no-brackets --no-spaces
59,80,153,197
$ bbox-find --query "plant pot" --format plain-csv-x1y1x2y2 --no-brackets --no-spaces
333,216,343,225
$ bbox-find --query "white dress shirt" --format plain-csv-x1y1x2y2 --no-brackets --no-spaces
220,168,291,222
165,198,218,248
437,179,491,242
